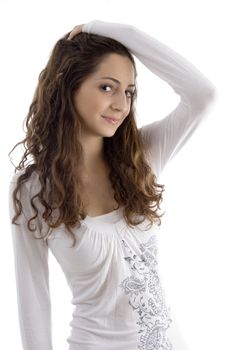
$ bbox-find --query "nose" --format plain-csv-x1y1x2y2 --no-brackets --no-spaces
111,92,129,115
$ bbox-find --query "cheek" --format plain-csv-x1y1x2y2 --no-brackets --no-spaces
89,96,105,113
74,91,106,118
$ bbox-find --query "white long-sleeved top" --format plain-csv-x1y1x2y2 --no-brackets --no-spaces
9,20,216,350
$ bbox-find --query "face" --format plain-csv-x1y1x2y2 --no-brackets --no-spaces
72,53,136,139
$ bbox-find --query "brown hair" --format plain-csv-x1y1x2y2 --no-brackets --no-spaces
9,30,165,247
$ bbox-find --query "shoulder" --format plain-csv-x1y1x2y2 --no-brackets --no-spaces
9,168,46,225
9,168,42,197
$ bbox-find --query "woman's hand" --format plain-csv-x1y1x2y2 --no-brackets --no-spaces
67,24,85,40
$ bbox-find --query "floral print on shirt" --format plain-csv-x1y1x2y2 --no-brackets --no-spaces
120,234,173,350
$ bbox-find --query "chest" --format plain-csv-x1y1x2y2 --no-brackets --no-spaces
80,171,119,217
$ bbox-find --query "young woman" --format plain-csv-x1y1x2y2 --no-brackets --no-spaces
8,20,216,350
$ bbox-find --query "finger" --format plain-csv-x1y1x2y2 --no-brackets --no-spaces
67,24,84,40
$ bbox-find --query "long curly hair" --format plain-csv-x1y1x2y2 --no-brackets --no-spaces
9,30,165,248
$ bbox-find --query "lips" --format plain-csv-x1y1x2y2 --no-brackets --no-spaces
102,116,121,121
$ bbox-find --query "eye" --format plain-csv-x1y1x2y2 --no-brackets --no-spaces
100,85,135,98
100,84,113,92
126,90,135,98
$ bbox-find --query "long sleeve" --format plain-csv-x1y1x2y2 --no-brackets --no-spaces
82,20,216,178
9,172,53,350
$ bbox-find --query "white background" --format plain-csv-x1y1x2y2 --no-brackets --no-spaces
1,0,232,349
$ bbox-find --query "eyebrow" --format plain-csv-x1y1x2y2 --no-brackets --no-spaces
97,76,135,88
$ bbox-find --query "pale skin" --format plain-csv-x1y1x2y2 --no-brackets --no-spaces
68,24,136,216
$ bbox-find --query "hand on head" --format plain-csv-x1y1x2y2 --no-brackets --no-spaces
67,24,85,40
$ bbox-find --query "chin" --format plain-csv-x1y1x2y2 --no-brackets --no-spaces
102,130,117,138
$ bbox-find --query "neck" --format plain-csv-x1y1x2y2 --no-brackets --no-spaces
79,135,105,170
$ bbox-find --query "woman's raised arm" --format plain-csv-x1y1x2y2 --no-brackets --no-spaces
79,20,216,178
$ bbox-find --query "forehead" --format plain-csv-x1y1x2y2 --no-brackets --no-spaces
91,53,136,83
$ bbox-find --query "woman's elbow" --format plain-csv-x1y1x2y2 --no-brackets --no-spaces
196,83,217,112
206,84,217,103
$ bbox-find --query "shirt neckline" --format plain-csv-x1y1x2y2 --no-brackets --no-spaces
84,206,124,224
86,207,121,218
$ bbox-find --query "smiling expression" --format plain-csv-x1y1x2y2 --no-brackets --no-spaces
72,53,136,138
